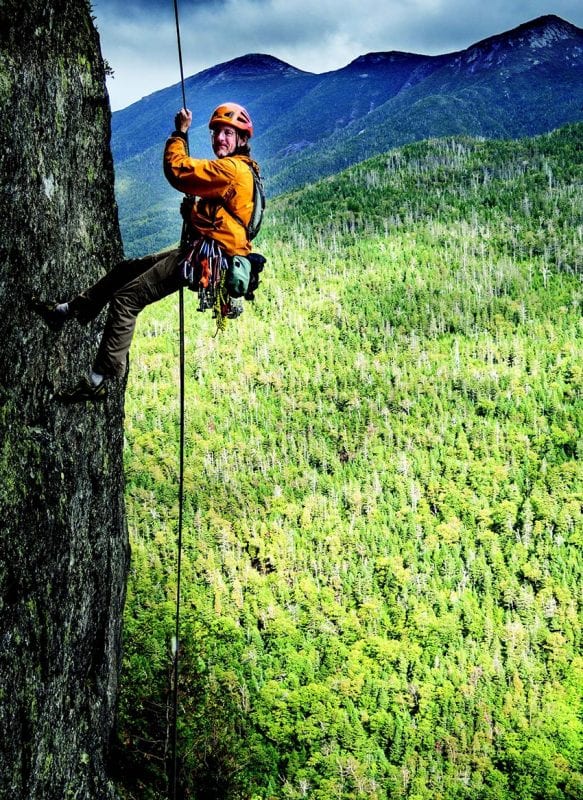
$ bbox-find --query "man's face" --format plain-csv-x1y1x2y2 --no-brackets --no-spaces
211,124,239,158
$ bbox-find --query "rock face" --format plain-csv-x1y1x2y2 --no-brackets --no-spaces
0,2,128,797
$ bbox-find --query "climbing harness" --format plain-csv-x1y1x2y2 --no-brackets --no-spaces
178,180,266,322
179,236,243,322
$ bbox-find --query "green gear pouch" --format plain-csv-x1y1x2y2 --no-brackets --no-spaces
226,255,251,298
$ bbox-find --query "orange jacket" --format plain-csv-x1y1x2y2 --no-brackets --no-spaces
163,135,260,256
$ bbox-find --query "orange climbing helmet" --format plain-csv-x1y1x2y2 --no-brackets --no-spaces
209,102,254,137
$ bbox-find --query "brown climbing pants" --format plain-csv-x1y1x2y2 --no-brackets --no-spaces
70,248,183,378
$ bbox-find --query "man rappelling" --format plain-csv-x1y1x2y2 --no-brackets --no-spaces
31,102,265,402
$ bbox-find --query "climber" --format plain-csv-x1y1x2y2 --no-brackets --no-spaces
31,102,262,402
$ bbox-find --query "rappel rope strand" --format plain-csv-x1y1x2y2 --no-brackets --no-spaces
171,0,187,798
170,283,185,800
173,0,188,111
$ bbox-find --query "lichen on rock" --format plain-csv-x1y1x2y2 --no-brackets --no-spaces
0,2,129,798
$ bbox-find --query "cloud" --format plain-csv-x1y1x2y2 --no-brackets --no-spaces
92,0,583,110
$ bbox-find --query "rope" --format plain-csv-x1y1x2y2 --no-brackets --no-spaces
173,0,188,111
170,285,185,800
171,1,188,798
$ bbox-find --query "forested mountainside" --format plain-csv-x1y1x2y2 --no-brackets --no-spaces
110,14,583,257
116,124,582,799
0,2,128,797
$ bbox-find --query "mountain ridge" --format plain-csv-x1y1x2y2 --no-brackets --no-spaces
190,52,314,84
463,13,579,51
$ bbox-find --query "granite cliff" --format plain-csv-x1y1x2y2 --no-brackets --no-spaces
0,1,128,797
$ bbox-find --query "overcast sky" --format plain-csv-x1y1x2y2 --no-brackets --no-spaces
91,0,583,111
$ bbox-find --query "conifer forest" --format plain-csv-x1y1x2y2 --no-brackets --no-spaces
116,125,582,799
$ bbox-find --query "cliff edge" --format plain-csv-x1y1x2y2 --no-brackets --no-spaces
0,2,128,797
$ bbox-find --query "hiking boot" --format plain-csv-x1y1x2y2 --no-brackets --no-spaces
28,296,69,332
57,377,107,403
